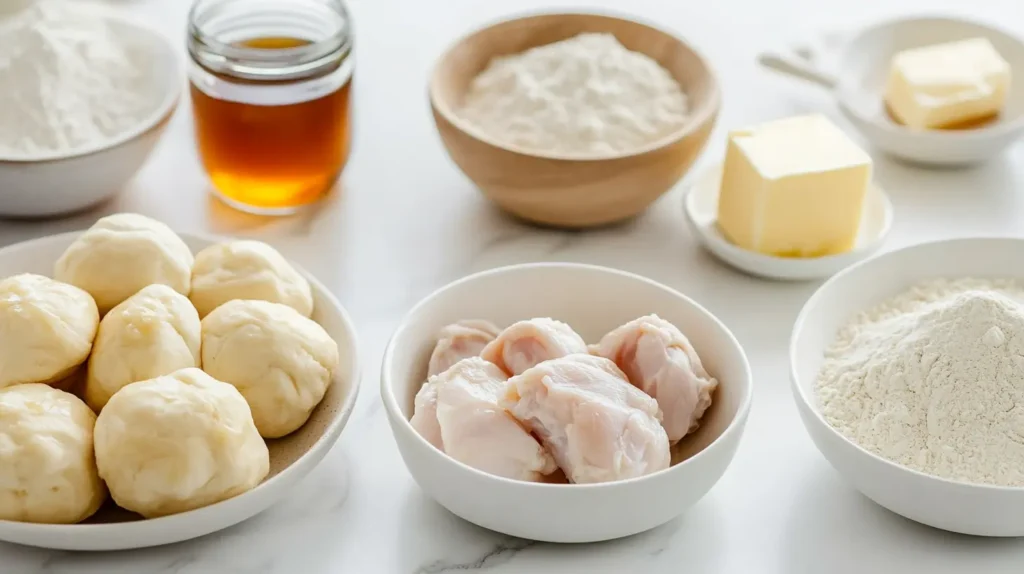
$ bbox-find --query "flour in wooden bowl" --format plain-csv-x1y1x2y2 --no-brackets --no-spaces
458,33,689,157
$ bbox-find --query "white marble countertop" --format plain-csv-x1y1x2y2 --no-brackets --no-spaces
5,0,1024,572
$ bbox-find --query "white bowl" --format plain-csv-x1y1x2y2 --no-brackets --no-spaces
0,13,183,217
381,263,752,543
791,237,1024,536
683,163,893,281
759,16,1024,166
0,231,361,551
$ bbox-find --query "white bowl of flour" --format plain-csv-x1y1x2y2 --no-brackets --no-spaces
791,237,1024,537
0,2,182,217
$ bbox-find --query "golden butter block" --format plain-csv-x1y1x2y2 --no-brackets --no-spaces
716,114,872,258
884,37,1011,130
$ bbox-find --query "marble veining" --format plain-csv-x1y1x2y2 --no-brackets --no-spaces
414,539,537,573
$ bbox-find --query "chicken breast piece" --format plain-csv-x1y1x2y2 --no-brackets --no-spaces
410,379,443,450
590,314,718,444
427,319,500,377
410,357,556,481
500,354,670,484
481,318,587,376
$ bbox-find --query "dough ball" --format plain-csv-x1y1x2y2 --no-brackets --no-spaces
94,368,269,518
190,240,313,318
0,384,106,524
202,299,339,438
54,213,194,314
0,273,99,389
85,284,201,412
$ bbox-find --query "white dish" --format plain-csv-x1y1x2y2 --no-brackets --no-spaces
380,262,752,543
682,163,893,281
758,16,1024,166
0,231,361,551
791,237,1024,536
0,11,183,217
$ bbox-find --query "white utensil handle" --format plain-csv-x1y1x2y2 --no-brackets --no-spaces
757,51,837,89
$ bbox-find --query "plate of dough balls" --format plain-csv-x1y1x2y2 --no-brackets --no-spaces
0,213,361,551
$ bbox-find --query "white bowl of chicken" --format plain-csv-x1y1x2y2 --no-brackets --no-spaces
380,263,752,543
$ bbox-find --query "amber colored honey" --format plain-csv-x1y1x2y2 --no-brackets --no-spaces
191,37,352,212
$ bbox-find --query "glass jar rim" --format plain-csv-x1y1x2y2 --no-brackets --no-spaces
187,0,353,81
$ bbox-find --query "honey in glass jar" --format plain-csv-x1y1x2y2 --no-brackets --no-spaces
187,0,353,215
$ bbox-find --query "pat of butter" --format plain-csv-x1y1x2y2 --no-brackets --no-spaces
716,114,872,258
884,37,1011,129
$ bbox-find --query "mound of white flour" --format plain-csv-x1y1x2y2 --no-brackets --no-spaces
458,33,689,156
817,278,1024,486
0,2,158,157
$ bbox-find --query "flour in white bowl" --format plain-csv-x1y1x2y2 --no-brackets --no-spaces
457,33,689,156
0,1,161,157
817,278,1024,486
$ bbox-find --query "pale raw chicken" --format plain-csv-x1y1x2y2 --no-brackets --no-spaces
500,354,670,484
427,319,500,377
410,378,443,449
481,318,587,376
410,357,557,481
590,314,717,444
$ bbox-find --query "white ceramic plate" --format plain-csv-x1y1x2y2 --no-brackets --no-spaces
791,237,1024,536
0,232,361,551
683,163,893,281
759,16,1024,166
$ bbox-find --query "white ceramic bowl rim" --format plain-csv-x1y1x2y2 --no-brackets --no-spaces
381,261,754,489
790,236,1024,492
0,9,184,163
429,8,721,162
837,14,1024,140
0,229,363,534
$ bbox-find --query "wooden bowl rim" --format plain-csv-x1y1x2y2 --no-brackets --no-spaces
428,9,722,163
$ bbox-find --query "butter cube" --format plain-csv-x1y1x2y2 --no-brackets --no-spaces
884,37,1011,129
716,114,872,258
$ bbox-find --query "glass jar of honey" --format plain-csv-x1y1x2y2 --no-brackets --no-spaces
187,0,353,215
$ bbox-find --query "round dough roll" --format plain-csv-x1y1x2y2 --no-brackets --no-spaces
54,213,194,314
190,240,313,318
0,273,99,389
0,384,106,524
202,299,339,438
94,368,269,518
85,284,201,412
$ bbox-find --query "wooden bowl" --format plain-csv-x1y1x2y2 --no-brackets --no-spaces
429,12,721,228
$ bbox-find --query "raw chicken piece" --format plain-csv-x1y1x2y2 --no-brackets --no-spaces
427,319,500,377
481,318,587,376
500,354,670,484
410,379,443,450
590,314,718,444
410,357,557,481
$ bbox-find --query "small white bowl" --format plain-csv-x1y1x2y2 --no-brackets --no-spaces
759,16,1024,166
381,263,752,543
683,163,893,281
0,12,183,217
791,237,1024,536
0,231,361,551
